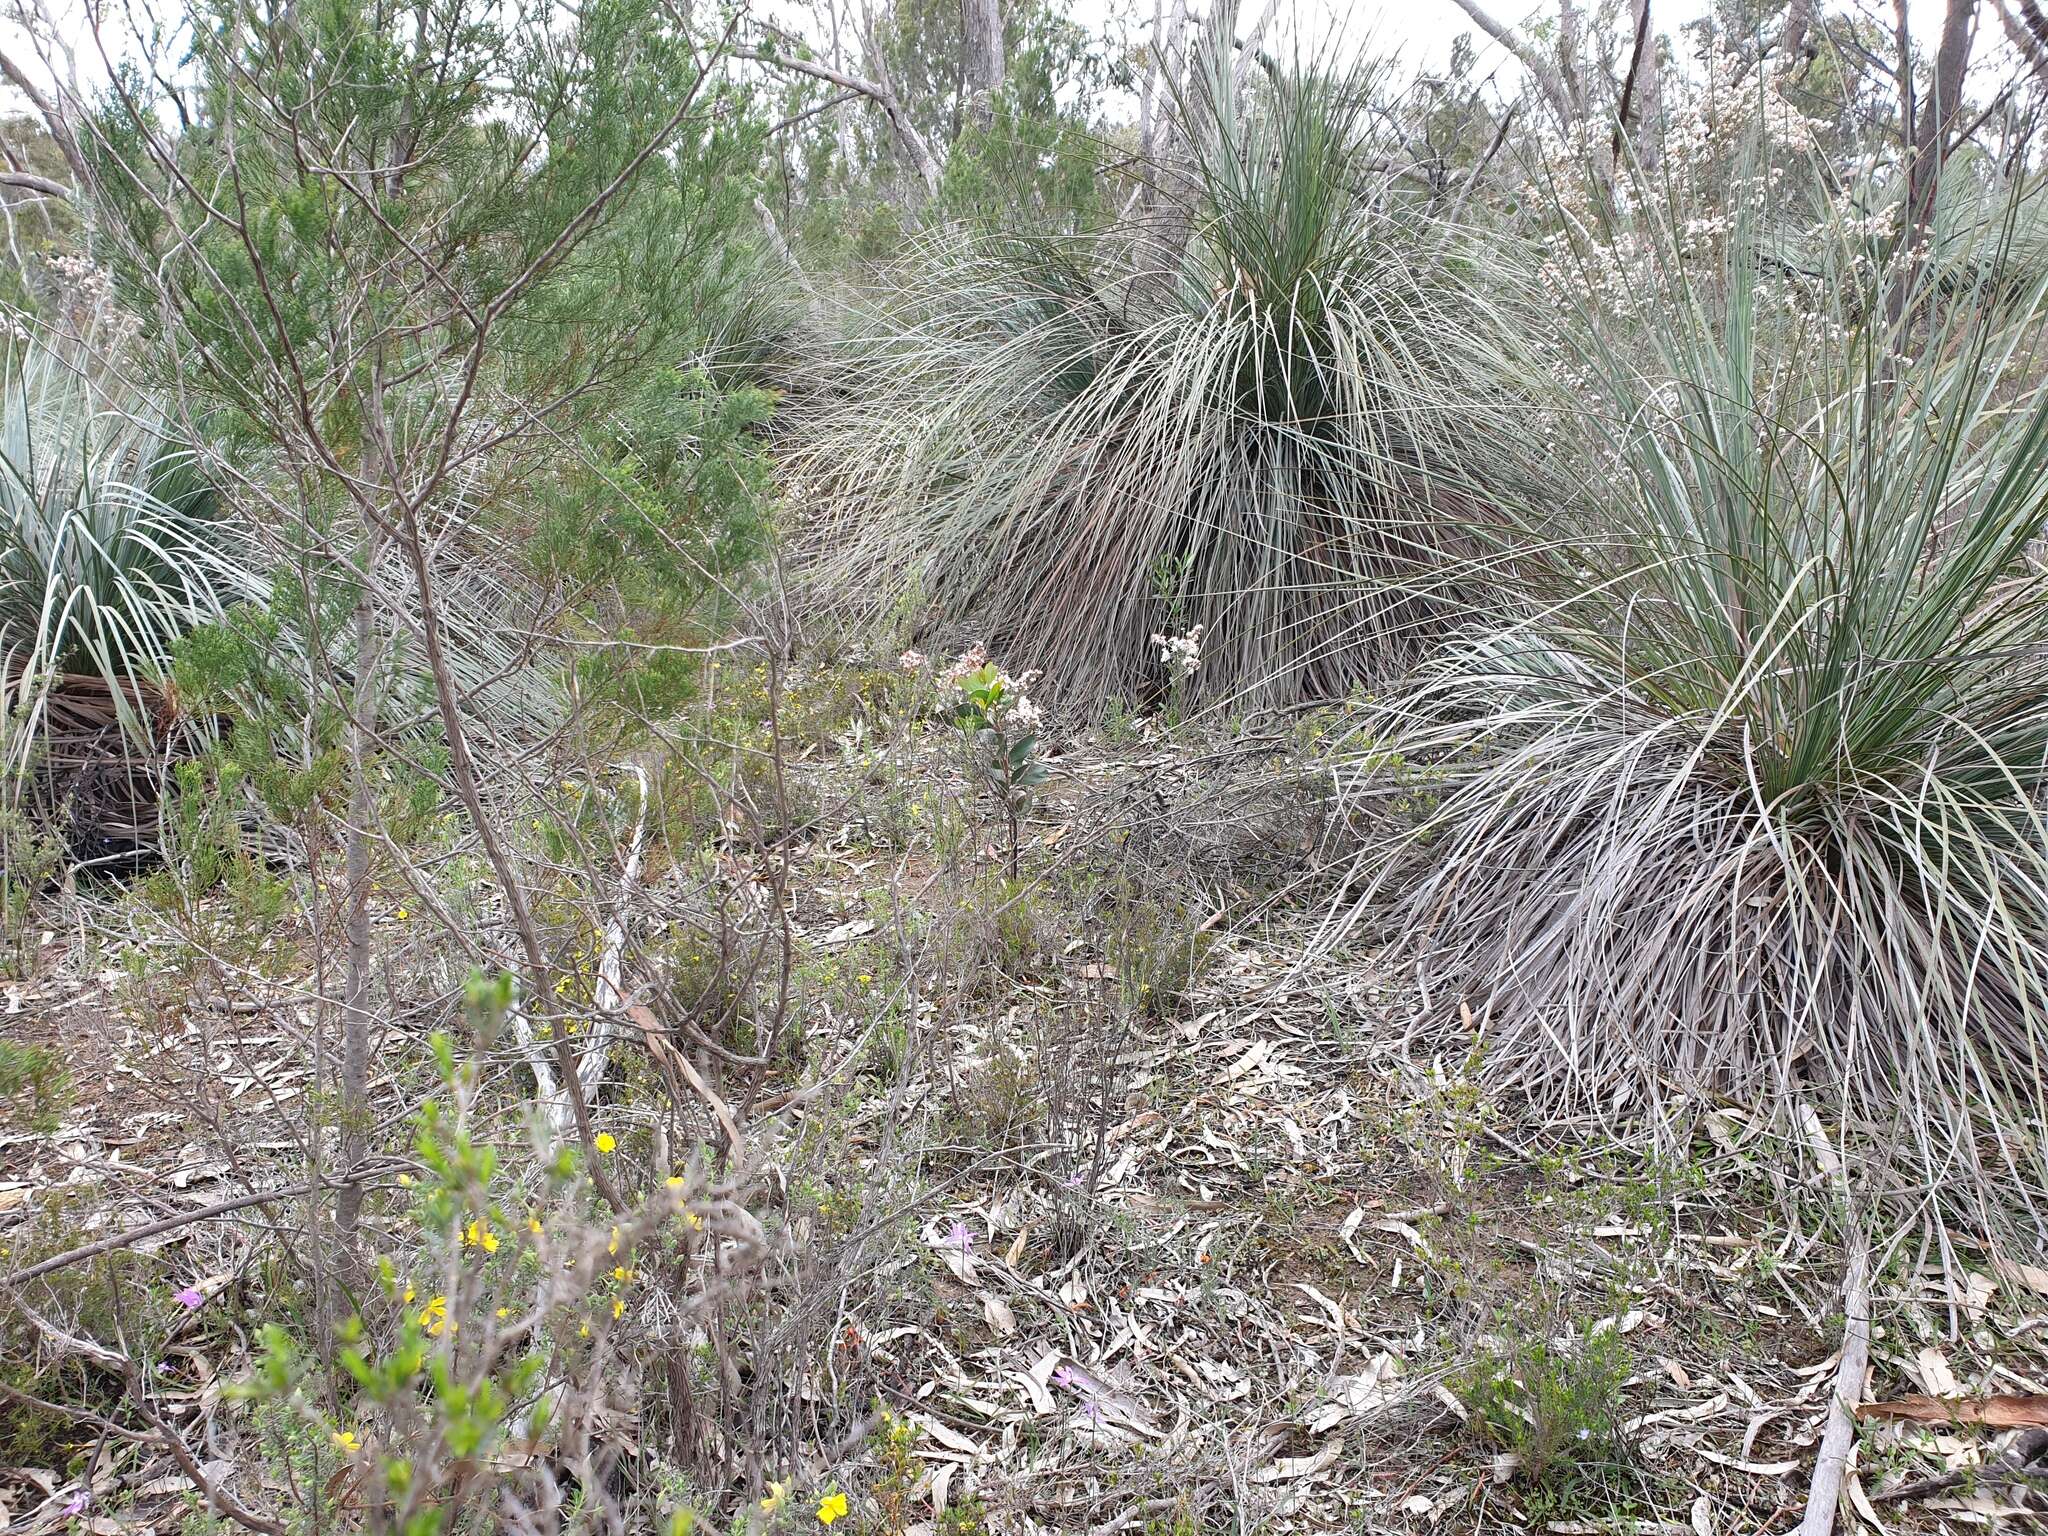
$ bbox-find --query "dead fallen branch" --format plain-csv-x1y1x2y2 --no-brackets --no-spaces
2,1182,311,1288
0,1159,413,1288
1870,1427,2048,1506
514,762,650,1139
11,1294,287,1534
1797,1239,1871,1536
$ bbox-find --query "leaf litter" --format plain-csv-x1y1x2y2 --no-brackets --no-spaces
4,706,2048,1530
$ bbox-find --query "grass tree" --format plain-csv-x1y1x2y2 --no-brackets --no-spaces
34,0,767,1264
1331,204,2048,1247
798,19,1545,710
0,338,264,768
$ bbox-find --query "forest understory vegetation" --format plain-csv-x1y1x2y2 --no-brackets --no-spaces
0,0,2046,1530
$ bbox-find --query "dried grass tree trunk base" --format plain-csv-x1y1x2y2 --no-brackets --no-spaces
1798,1240,1872,1536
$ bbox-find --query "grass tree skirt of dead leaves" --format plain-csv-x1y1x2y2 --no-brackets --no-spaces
2,668,207,869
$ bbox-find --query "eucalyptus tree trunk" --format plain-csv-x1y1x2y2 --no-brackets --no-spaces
1557,0,1590,124
1892,0,1978,325
1634,0,1664,169
962,0,1003,129
1907,0,1978,238
1615,0,1663,172
1779,0,1816,67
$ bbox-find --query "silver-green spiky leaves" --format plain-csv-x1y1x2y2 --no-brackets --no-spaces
0,343,265,758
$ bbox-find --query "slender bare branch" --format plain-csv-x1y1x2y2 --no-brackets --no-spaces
732,44,942,193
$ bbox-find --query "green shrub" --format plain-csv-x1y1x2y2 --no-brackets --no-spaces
1104,886,1211,1019
0,798,62,976
229,1032,750,1535
1455,1325,1641,1515
0,1039,66,1128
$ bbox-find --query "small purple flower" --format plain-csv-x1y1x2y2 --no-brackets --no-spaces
1062,1170,1085,1189
946,1221,974,1252
1080,1400,1105,1426
1052,1364,1092,1393
174,1287,204,1309
62,1493,87,1516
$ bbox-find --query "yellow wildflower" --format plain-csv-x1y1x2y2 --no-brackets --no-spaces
595,1133,616,1154
611,1296,625,1320
332,1429,360,1453
816,1492,848,1526
418,1296,449,1336
759,1480,790,1515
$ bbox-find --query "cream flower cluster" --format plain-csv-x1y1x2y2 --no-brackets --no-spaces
1150,624,1204,680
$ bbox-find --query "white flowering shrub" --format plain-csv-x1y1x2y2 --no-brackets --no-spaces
1527,47,1844,357
1148,623,1204,724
